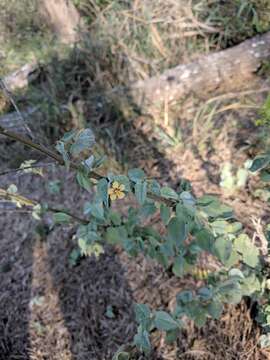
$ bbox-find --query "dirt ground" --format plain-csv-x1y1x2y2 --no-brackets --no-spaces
1,99,270,360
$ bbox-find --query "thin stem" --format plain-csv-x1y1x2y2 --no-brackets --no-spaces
0,126,103,180
0,162,54,176
0,126,175,206
48,207,88,225
0,188,88,225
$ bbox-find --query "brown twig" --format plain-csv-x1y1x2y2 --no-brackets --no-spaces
0,162,54,176
0,126,176,207
0,188,88,225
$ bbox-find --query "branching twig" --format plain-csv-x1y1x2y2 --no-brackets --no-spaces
0,162,55,176
0,188,88,225
0,125,175,206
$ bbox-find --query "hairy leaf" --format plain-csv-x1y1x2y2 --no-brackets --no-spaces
128,168,146,183
70,128,95,155
154,311,179,331
135,180,147,205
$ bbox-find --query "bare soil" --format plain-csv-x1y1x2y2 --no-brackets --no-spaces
1,100,270,360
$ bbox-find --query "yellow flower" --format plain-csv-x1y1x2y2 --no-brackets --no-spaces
108,181,125,201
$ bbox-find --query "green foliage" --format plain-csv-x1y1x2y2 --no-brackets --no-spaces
53,212,72,224
51,128,270,354
6,127,270,355
154,311,180,331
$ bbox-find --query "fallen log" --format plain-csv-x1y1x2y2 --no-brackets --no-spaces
128,31,270,112
2,32,270,135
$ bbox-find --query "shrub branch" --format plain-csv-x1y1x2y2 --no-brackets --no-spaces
0,126,175,207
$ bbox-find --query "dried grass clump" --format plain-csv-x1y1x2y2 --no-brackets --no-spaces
195,0,270,48
80,0,218,86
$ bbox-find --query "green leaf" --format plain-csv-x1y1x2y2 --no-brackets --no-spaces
53,212,72,224
242,247,259,268
197,196,233,219
97,178,109,207
113,351,130,360
105,305,115,319
179,191,196,207
224,248,240,267
161,186,178,200
207,301,223,319
134,327,151,354
78,229,100,243
197,287,213,301
211,220,228,235
177,290,193,304
234,234,259,268
128,168,146,183
105,226,128,245
148,179,161,195
155,249,170,268
211,220,242,235
78,224,99,240
68,248,81,267
172,256,184,277
108,211,122,226
48,180,61,194
248,154,270,172
160,204,170,225
165,329,179,344
93,155,107,168
78,241,104,257
134,303,151,330
226,222,242,234
76,171,93,192
195,229,214,252
197,195,219,206
218,279,242,304
214,236,232,264
78,230,103,257
234,234,252,253
160,242,174,258
260,170,270,182
154,311,179,331
82,155,94,171
167,217,187,248
61,129,77,142
228,268,244,279
139,202,157,218
113,350,130,360
241,274,261,296
55,141,70,169
193,310,207,327
135,180,147,205
70,128,95,155
84,201,104,221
